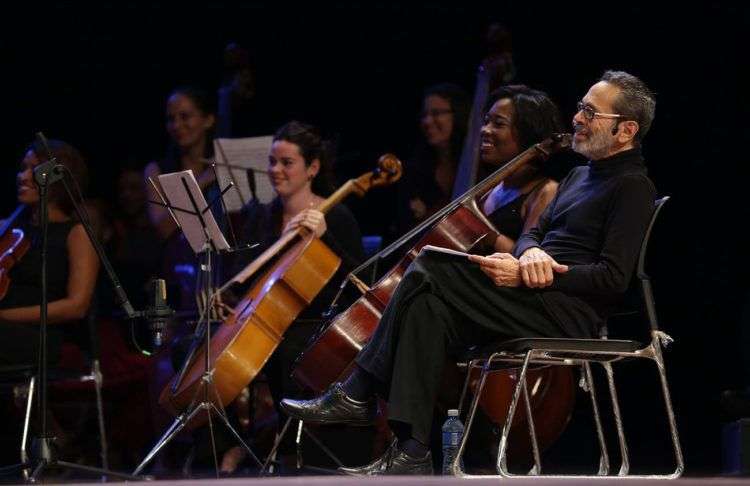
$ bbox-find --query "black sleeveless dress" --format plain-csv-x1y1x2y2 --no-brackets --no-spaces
0,220,77,366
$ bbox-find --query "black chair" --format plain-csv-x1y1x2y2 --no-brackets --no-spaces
452,196,684,479
0,308,108,480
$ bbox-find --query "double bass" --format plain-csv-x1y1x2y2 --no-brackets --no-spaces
159,155,402,415
292,134,575,463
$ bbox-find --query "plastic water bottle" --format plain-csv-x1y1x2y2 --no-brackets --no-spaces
441,409,465,475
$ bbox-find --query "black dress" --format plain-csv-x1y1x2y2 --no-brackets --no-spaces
0,220,78,366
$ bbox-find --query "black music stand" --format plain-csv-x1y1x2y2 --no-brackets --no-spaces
133,170,261,477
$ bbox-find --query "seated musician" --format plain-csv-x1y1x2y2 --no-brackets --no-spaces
0,140,99,367
219,120,365,473
280,70,658,475
475,84,562,253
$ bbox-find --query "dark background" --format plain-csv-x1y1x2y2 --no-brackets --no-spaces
1,1,747,476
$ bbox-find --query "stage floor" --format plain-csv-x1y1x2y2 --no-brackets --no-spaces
42,476,749,485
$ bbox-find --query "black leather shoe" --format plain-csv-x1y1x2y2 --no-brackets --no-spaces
280,383,377,426
339,439,433,476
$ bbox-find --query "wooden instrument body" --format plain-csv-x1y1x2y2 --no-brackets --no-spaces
293,203,494,393
159,234,340,414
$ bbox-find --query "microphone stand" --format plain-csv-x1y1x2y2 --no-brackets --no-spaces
19,133,146,482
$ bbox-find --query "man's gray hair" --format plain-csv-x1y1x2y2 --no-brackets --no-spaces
600,70,656,144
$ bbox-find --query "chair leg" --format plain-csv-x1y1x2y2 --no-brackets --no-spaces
457,359,479,415
21,375,35,480
295,419,304,469
651,341,685,478
521,373,541,474
496,351,533,476
91,359,109,471
451,358,491,476
601,361,629,476
583,362,610,475
261,416,294,474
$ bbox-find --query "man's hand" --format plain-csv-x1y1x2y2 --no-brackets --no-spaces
283,209,327,237
468,252,521,287
518,247,568,288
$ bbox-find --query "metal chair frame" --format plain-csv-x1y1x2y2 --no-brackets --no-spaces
19,359,107,475
451,196,684,479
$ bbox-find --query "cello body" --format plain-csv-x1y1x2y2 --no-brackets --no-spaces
160,234,340,414
292,203,495,393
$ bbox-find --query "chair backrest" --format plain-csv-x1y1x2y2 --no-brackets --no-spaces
637,196,670,332
602,197,669,339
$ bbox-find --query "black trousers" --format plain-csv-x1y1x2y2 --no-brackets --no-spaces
355,252,584,444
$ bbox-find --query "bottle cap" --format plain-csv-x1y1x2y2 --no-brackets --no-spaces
448,409,459,417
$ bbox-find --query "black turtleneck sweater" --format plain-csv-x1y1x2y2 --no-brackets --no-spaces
514,147,656,338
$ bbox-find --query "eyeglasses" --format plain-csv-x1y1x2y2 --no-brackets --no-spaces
420,108,453,119
576,101,625,121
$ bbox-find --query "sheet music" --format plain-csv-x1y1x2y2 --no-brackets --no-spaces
213,136,274,212
158,170,230,253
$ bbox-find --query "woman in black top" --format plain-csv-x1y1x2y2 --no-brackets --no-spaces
478,85,564,251
220,120,364,473
144,86,222,312
0,140,98,366
145,86,217,240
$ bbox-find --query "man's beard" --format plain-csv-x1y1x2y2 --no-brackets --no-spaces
572,125,614,160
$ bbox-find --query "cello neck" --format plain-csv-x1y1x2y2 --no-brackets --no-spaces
221,155,402,290
314,179,360,214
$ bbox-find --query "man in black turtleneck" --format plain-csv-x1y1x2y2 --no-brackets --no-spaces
281,70,657,475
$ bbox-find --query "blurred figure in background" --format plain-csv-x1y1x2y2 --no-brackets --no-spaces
394,83,469,235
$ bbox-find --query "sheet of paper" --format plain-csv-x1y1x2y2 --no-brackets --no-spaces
419,245,470,259
158,170,230,253
213,136,274,212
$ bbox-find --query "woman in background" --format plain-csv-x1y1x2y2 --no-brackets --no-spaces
395,83,469,234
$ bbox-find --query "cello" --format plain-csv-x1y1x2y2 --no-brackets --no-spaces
0,205,30,300
292,134,575,463
159,155,402,415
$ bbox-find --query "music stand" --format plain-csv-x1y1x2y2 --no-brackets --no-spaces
132,170,261,476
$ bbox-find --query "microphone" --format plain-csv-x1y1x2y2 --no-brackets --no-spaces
144,279,174,348
33,132,65,186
